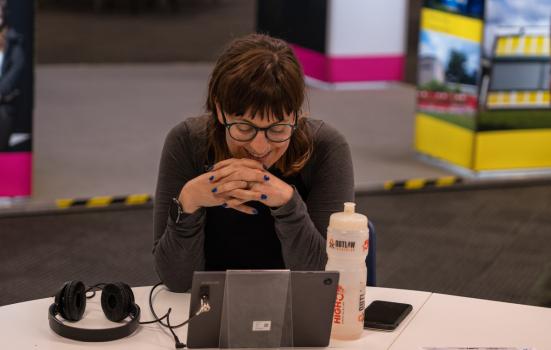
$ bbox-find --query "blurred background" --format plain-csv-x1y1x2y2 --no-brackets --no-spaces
28,0,441,202
0,0,550,309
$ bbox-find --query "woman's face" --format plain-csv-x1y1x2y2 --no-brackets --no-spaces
216,107,295,169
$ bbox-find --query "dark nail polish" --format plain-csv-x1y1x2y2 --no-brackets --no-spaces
252,208,258,215
264,175,270,181
211,187,217,193
209,175,215,181
261,194,268,200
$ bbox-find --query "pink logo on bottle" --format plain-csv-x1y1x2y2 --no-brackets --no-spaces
333,285,345,324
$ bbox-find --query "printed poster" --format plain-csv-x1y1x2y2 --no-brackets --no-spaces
417,2,483,130
479,0,551,131
0,0,33,197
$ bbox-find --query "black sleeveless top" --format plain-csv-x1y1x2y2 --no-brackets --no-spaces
204,168,308,270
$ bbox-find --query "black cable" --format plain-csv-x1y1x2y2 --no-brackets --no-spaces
147,282,210,349
167,308,185,348
148,282,190,329
139,309,170,325
85,283,107,299
82,282,207,349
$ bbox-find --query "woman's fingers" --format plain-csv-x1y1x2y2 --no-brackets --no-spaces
232,204,258,215
217,195,257,215
213,180,248,195
211,158,264,172
224,202,258,215
224,188,267,203
210,167,269,186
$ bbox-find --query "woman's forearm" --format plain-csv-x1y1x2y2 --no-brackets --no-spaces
271,189,328,270
153,211,207,292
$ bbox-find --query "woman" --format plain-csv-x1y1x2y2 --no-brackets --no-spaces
153,33,354,292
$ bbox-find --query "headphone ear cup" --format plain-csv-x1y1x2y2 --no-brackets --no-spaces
54,281,71,319
120,282,135,306
101,283,134,322
62,281,86,321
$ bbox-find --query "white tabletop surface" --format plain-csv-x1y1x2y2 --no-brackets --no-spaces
390,292,551,350
0,285,431,349
332,286,431,349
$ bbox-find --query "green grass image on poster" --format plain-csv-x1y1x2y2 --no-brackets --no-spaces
421,110,551,131
478,110,551,131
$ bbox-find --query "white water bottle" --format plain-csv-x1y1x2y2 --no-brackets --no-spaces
326,202,369,340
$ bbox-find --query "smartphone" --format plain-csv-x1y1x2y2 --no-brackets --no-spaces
363,300,413,331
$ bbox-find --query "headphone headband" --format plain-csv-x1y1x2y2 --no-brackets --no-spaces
48,303,141,342
48,281,141,342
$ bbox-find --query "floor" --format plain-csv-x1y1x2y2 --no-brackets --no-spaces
3,183,550,307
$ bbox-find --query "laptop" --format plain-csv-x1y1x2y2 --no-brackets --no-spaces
187,270,339,348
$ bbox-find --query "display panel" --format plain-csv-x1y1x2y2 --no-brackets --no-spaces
0,0,33,197
417,6,483,130
480,0,551,131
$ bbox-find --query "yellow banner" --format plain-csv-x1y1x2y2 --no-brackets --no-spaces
421,8,483,42
475,129,551,170
415,115,551,171
415,113,475,168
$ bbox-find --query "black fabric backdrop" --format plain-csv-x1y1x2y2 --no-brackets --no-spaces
7,0,33,138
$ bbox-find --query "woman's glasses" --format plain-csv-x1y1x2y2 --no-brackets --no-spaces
221,112,298,143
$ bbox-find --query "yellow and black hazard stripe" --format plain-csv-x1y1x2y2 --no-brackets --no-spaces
56,194,152,209
383,176,463,191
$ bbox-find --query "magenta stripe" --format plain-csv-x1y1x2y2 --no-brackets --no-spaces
291,45,404,83
0,152,32,196
290,45,329,81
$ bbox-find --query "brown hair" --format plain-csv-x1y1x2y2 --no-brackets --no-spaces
205,33,312,176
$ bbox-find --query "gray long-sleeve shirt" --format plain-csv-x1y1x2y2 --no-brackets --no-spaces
153,115,354,292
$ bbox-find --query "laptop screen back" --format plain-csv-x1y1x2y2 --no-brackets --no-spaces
186,270,339,348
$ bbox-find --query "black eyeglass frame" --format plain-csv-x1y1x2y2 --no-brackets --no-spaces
220,111,299,143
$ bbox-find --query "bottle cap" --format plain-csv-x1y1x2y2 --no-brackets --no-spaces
328,202,368,231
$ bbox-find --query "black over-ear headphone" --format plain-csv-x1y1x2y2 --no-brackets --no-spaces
48,281,141,342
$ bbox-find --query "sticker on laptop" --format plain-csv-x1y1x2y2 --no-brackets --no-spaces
252,321,271,331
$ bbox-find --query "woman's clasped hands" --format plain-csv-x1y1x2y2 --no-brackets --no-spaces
179,158,293,215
